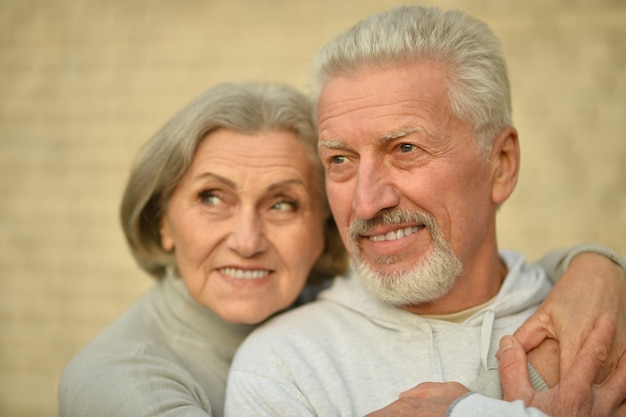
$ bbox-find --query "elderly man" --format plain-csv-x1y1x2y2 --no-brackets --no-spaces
225,6,626,416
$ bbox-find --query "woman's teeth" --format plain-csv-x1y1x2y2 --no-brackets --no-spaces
220,268,269,279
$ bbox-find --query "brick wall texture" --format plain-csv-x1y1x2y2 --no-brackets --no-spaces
1,0,625,416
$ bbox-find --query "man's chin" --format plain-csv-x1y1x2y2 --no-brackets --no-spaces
357,258,419,277
353,253,462,306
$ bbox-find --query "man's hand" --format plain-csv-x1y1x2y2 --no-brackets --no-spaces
514,253,626,380
500,312,626,417
364,382,469,417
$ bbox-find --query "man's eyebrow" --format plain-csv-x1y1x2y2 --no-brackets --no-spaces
318,127,435,151
380,126,434,141
317,140,345,150
317,126,435,149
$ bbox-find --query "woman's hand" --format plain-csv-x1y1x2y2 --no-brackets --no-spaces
500,313,626,417
515,253,626,380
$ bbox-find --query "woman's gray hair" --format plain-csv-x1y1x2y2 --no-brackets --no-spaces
309,5,512,154
120,82,348,282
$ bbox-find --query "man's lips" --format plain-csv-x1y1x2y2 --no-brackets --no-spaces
217,267,272,280
365,225,423,242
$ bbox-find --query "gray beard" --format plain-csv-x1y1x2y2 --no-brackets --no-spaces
349,208,463,306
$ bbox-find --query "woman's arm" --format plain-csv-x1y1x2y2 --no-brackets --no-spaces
520,244,626,380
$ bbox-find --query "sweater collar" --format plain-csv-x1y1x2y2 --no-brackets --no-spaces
155,267,256,357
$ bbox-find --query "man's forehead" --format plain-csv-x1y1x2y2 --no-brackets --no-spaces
317,67,447,120
317,125,435,150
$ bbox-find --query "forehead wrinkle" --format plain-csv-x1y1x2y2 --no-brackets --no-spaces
266,178,307,193
380,126,435,141
193,172,236,189
194,172,306,195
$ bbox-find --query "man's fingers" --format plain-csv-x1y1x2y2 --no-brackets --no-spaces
511,313,580,380
398,382,468,400
499,335,534,403
598,351,626,410
562,313,616,390
614,402,626,417
398,383,426,399
512,314,552,354
557,342,579,378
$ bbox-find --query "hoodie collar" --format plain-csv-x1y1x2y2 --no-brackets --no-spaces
319,250,551,328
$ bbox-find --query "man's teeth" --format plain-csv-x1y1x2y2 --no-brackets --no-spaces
369,226,420,242
220,268,269,279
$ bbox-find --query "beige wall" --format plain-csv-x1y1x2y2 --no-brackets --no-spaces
1,0,624,415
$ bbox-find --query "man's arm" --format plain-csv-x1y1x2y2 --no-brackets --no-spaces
364,383,550,417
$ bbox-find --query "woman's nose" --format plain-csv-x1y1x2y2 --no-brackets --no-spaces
226,209,268,258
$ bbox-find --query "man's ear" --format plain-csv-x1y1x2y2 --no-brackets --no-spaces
160,217,174,251
490,126,520,205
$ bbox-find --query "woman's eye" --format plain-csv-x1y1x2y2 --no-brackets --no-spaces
399,143,416,153
271,200,297,212
199,191,223,206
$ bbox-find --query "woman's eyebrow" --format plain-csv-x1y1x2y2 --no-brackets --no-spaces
266,179,306,193
193,172,236,189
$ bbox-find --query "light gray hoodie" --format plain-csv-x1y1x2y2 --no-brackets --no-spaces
226,250,553,416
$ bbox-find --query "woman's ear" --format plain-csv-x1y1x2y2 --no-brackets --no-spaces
160,217,175,251
490,126,520,205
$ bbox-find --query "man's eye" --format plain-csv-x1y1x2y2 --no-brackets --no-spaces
399,143,415,153
331,155,347,164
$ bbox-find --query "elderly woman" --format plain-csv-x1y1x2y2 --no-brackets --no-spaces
58,82,347,417
59,81,626,417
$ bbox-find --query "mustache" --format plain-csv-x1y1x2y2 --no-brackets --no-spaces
349,208,437,240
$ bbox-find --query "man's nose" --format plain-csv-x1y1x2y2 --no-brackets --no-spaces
352,158,400,220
